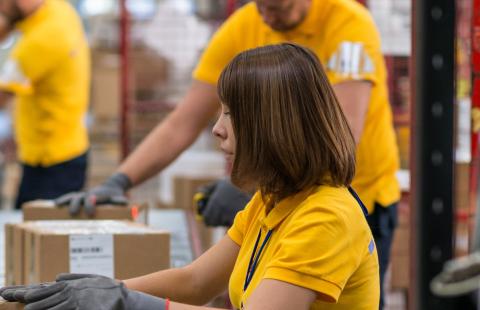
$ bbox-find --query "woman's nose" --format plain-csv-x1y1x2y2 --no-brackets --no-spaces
212,119,224,139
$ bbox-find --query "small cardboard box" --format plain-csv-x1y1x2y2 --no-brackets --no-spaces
173,175,220,210
3,223,34,286
0,299,23,310
390,253,409,290
172,175,226,256
22,200,148,224
21,220,170,284
4,223,14,286
5,221,169,285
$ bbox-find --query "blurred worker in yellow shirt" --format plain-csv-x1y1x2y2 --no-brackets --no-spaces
0,0,90,209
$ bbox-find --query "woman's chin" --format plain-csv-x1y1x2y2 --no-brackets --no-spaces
225,153,234,163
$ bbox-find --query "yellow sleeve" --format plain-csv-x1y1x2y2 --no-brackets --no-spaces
0,27,71,94
0,57,32,95
324,14,383,86
192,9,245,85
263,205,361,302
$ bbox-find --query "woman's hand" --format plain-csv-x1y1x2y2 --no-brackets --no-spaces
1,273,167,310
0,14,13,42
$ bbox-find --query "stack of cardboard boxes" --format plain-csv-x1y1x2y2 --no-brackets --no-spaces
4,202,170,288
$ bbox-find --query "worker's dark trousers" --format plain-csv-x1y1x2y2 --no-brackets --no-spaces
15,152,88,209
367,202,398,310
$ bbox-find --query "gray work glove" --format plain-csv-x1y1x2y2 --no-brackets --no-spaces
431,251,480,297
54,173,132,216
0,283,55,303
195,180,252,227
2,274,166,310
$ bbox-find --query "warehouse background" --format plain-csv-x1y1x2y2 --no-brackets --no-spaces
0,1,476,309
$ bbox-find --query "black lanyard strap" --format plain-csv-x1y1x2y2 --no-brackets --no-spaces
243,228,273,291
348,186,368,217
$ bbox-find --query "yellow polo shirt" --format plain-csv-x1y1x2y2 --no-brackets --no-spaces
0,0,89,166
193,0,400,212
228,186,379,309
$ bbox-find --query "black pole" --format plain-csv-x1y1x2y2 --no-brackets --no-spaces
413,0,456,309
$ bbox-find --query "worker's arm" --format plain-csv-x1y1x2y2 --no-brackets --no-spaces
1,236,316,309
118,80,220,186
55,80,220,215
332,80,372,143
0,90,12,108
0,14,16,107
0,13,13,42
124,235,239,305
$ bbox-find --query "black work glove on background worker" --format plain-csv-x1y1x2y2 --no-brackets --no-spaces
195,179,252,227
54,173,132,216
0,274,166,310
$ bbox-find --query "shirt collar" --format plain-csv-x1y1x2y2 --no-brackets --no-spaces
16,0,49,33
259,186,317,230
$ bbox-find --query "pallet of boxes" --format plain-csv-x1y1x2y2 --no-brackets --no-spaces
3,200,170,308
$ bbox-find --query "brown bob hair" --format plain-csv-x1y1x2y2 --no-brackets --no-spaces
218,43,356,203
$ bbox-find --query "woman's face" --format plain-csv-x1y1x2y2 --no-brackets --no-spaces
212,103,236,164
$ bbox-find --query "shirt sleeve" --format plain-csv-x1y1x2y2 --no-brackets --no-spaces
0,27,71,94
263,205,362,303
324,14,383,86
0,57,32,95
192,8,244,85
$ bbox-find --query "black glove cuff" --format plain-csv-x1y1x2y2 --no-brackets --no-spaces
107,172,133,191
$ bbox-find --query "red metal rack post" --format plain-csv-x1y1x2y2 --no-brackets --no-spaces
471,0,480,247
119,0,130,159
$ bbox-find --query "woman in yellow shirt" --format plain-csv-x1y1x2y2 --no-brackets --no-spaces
0,43,379,310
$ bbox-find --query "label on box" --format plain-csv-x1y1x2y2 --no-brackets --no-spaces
69,234,114,278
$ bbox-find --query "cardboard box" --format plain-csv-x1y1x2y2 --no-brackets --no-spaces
172,175,227,256
22,201,148,224
6,221,169,285
4,223,14,286
23,220,169,284
91,51,120,119
173,175,220,210
0,300,23,310
390,253,409,290
90,47,170,120
389,195,411,289
4,223,34,286
391,225,409,256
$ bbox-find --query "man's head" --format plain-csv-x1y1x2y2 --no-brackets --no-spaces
254,0,311,32
0,0,42,25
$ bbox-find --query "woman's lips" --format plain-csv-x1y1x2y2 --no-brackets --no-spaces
221,149,234,161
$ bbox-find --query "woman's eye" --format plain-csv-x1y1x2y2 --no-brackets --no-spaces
223,111,230,116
